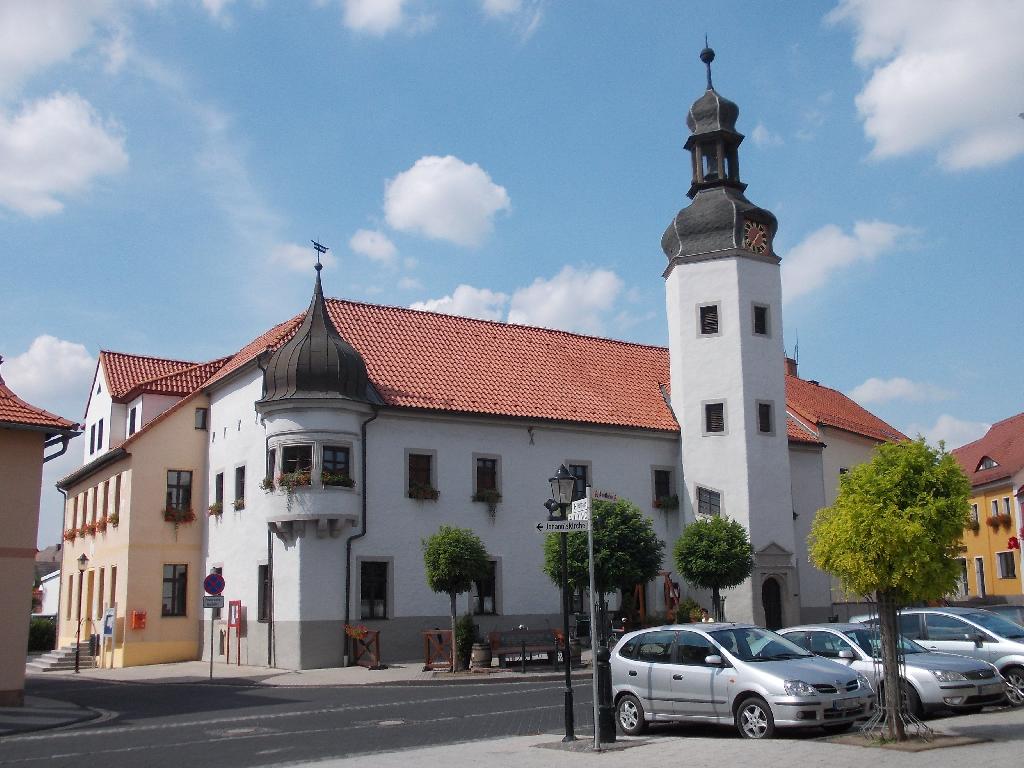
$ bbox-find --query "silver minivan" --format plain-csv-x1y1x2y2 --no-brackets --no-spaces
780,623,1006,716
850,607,1024,706
611,623,873,739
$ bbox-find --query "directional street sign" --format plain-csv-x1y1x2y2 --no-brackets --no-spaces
535,520,589,533
203,595,225,609
204,572,225,595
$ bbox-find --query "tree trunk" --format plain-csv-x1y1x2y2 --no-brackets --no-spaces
712,586,721,622
450,592,460,672
877,589,906,741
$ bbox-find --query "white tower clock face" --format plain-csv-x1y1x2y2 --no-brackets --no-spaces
743,220,769,253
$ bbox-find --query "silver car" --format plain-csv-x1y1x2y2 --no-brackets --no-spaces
780,623,1006,716
611,623,874,739
850,606,1024,706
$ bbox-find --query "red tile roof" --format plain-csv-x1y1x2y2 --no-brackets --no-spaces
99,350,198,400
0,370,77,432
122,357,231,400
952,412,1024,487
785,375,907,443
142,297,905,444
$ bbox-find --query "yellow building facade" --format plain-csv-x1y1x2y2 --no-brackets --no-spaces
953,413,1023,602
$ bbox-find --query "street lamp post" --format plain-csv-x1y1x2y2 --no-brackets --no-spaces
547,464,577,743
74,553,89,674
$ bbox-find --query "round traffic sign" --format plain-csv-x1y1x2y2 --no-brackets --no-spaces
204,572,225,595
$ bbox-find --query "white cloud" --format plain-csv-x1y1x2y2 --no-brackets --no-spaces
335,0,435,36
409,284,508,321
848,377,953,405
270,242,337,272
0,92,128,216
829,0,1024,170
2,335,95,421
480,0,543,40
905,414,990,450
0,0,114,97
385,155,510,247
349,228,397,263
202,0,236,21
781,220,916,303
397,276,422,290
751,122,783,147
508,266,624,335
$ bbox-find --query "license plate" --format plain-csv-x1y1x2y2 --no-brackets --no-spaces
832,699,858,711
981,683,1004,695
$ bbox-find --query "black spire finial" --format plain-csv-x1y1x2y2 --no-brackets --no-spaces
700,40,715,90
311,240,328,273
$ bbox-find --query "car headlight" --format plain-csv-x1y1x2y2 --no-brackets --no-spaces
856,673,872,691
931,669,967,682
784,679,818,697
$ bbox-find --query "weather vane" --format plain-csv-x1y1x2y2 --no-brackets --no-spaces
311,240,329,272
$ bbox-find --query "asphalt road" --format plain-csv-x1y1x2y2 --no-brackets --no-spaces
0,677,595,767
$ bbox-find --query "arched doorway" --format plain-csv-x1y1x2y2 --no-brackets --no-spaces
761,577,782,630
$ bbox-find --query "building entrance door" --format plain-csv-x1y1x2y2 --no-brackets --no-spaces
761,577,782,630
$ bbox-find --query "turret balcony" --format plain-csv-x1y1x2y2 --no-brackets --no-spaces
263,471,359,542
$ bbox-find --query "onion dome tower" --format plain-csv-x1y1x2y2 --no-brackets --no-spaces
261,261,370,403
662,46,796,629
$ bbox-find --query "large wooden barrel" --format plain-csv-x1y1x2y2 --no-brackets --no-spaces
470,642,492,669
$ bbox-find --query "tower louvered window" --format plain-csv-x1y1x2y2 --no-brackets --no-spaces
699,304,719,335
704,402,725,433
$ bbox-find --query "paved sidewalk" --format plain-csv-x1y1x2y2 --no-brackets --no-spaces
0,696,97,738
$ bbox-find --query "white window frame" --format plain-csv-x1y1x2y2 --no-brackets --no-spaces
696,302,722,338
996,550,1017,580
702,399,728,436
695,485,723,517
751,302,771,337
755,400,775,436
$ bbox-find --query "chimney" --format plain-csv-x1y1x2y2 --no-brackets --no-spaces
785,357,798,378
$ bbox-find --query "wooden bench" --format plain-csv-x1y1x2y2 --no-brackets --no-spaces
488,628,560,667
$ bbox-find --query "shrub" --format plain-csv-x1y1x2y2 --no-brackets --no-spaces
454,612,477,669
27,617,56,652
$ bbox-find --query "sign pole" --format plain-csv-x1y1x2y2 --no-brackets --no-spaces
209,614,214,680
586,486,600,751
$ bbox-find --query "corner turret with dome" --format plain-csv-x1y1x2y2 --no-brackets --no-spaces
662,45,778,266
260,257,375,404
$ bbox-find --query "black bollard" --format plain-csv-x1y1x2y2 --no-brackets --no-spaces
597,645,616,742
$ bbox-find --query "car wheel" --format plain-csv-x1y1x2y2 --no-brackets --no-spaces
735,696,775,739
1004,666,1024,707
901,681,924,719
822,721,855,735
616,694,647,736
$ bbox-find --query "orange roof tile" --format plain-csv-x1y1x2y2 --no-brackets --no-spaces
123,357,231,400
204,316,302,389
785,375,907,444
100,350,198,400
0,369,77,432
952,412,1024,487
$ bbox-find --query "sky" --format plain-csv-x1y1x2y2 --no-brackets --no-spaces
2,0,1022,549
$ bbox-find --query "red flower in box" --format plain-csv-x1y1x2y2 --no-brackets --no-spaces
1009,536,1020,551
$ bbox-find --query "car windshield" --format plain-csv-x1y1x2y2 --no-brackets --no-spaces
709,627,812,662
841,628,925,656
964,611,1024,639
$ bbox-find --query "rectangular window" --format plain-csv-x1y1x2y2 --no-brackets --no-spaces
698,303,720,336
970,503,979,523
166,470,193,512
752,304,770,336
257,564,270,622
110,565,117,607
473,561,497,615
214,473,224,506
66,575,73,620
475,457,498,492
568,463,589,501
194,407,208,430
128,407,137,436
1004,497,1012,515
99,481,109,520
89,424,96,454
97,568,105,615
162,564,188,617
113,474,121,519
757,402,773,434
360,561,388,619
266,448,276,481
281,445,313,474
653,468,672,500
322,446,351,485
697,486,721,517
71,495,78,530
991,500,999,517
97,418,104,451
997,551,1017,580
408,453,433,490
234,466,246,504
704,402,726,434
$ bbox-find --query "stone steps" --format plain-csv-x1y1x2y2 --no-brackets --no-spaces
26,644,96,672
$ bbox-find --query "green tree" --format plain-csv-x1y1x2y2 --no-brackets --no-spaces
672,516,753,622
422,525,490,671
809,438,970,741
542,498,664,618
